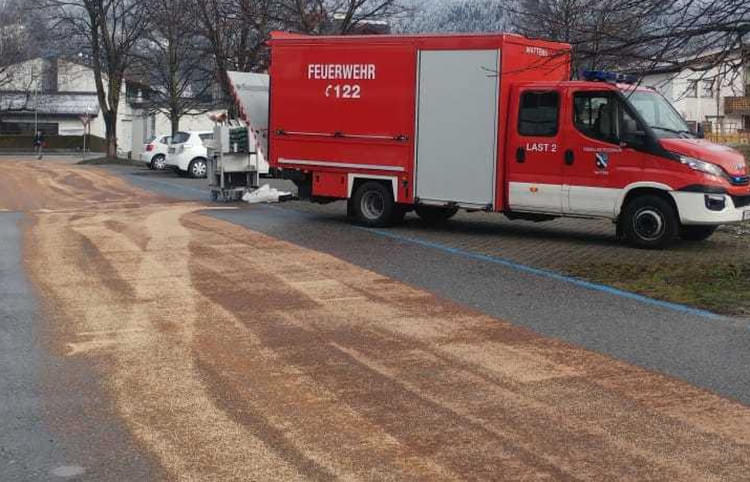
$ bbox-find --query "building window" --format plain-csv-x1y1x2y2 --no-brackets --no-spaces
518,91,559,137
685,80,698,98
0,122,59,135
701,80,714,98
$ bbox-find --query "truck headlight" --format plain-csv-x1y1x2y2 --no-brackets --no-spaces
679,156,726,178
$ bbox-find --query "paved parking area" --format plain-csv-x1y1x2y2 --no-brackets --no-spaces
115,164,750,272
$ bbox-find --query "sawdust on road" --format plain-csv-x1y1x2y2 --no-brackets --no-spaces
5,159,750,480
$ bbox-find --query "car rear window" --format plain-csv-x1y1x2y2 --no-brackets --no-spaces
198,134,213,142
171,132,190,144
160,136,171,144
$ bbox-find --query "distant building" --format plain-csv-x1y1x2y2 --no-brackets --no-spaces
0,57,219,156
640,50,750,134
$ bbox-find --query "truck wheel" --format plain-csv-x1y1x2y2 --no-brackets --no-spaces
415,205,459,225
352,182,394,227
680,225,717,242
621,195,678,249
189,158,207,178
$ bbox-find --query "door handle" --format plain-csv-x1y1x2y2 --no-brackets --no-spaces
516,147,526,163
564,149,574,166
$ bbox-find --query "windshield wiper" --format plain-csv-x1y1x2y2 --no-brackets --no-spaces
650,126,695,138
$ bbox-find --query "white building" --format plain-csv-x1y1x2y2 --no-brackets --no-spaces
640,52,750,134
0,57,218,156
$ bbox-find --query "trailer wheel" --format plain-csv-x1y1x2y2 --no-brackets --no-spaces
415,205,459,225
680,225,717,242
352,181,394,227
621,195,678,249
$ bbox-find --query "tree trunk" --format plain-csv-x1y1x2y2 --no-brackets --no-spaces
104,111,117,159
171,115,180,137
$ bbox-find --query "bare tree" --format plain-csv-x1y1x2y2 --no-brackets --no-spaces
138,0,214,135
191,0,277,109
41,0,150,158
275,0,401,34
511,0,750,80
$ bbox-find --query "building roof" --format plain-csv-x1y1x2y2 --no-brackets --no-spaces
0,93,100,116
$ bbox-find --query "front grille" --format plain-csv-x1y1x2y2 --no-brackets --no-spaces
732,195,750,208
730,175,750,186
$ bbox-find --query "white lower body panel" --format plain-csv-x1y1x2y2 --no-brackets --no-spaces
672,191,750,225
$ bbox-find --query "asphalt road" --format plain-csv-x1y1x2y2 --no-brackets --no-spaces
2,158,750,480
117,166,750,405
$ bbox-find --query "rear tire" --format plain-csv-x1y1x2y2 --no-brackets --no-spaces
621,195,679,249
415,205,459,225
150,154,166,170
189,158,207,178
351,181,394,227
680,225,717,242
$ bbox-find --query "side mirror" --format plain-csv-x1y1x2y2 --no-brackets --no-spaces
621,118,647,148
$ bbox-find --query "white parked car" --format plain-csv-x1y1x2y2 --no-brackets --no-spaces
141,135,171,170
166,131,213,178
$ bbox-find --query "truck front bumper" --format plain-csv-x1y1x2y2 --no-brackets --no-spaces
672,191,750,225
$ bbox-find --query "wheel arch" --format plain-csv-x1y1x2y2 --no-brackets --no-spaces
616,183,677,218
348,174,398,202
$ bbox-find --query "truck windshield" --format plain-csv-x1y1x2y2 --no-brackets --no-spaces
624,90,693,139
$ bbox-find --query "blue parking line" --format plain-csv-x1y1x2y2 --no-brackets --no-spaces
361,227,728,321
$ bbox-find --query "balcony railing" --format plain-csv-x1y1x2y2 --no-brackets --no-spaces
725,96,750,115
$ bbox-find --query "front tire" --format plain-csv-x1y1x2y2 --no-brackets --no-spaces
189,158,207,178
621,195,679,249
680,225,717,242
351,181,394,227
415,205,459,225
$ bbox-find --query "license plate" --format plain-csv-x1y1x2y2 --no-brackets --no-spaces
744,210,750,221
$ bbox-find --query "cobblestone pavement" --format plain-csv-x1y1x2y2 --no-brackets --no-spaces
280,200,750,273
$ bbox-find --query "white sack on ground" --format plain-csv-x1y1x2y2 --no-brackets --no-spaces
242,184,292,204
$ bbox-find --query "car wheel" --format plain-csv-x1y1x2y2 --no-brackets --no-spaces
351,181,394,227
415,205,459,225
621,195,679,249
189,158,207,178
150,154,166,170
680,225,717,242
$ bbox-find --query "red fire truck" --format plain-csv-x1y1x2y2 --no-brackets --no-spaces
230,31,750,248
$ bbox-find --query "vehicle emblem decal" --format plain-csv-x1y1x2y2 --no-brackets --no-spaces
595,153,609,169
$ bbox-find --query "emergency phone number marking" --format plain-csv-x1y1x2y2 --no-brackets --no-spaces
309,63,376,100
325,84,361,99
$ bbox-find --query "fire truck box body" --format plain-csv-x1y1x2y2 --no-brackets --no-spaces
262,31,750,248
269,32,570,211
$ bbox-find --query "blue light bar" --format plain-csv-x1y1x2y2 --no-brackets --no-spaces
582,70,638,85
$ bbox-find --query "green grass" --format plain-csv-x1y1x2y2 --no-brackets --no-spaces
568,262,750,316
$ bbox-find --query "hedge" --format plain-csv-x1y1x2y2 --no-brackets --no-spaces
0,135,106,152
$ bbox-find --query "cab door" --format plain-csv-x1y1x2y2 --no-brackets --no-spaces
506,87,565,214
562,88,643,217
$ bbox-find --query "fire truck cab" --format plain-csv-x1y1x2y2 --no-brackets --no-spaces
231,32,750,248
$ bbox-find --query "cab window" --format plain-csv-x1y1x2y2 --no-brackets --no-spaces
573,92,619,144
518,91,559,137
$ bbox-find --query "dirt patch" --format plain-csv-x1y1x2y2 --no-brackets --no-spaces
14,158,750,480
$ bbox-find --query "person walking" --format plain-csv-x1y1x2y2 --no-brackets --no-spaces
33,131,45,160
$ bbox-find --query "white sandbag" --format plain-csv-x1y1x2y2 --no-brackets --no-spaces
242,184,292,204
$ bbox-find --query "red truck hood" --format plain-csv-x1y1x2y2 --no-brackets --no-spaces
660,138,748,177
